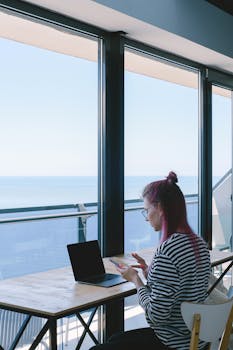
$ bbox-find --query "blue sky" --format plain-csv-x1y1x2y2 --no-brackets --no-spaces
0,37,231,177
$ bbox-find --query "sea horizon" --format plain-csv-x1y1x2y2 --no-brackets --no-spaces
0,175,204,210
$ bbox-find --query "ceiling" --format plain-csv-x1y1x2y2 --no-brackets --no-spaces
206,0,233,16
1,0,233,76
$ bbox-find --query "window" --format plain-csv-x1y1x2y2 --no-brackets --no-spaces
124,48,199,253
0,13,99,278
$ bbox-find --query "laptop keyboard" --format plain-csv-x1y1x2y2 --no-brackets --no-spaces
88,274,115,283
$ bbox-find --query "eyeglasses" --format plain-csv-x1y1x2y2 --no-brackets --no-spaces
141,209,149,219
141,204,158,219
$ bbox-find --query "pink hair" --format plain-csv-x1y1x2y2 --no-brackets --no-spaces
142,171,195,244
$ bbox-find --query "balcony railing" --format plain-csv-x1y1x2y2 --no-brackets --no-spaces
0,195,197,224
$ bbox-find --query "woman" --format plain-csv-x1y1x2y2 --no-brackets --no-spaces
90,171,210,350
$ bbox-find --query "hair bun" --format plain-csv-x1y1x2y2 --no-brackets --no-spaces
166,171,178,184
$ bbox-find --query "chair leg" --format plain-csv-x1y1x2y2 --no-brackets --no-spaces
190,314,201,350
219,306,233,350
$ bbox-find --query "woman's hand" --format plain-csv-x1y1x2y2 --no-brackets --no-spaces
117,266,144,289
131,252,149,278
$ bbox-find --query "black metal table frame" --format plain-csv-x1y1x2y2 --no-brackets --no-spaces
0,305,100,350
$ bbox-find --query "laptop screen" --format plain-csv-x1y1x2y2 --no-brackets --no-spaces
67,240,105,280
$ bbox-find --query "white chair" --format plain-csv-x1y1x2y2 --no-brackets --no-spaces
181,299,233,350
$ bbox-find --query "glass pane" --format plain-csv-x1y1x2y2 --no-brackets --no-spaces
0,14,99,280
212,86,232,252
124,49,199,253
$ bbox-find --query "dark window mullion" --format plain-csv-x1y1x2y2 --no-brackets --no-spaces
98,32,125,342
199,69,212,247
98,32,125,257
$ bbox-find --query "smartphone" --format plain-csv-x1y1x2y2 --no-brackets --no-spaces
109,258,125,268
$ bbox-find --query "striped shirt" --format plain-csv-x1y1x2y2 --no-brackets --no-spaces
138,233,211,350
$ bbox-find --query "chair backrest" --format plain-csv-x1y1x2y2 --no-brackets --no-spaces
181,299,233,350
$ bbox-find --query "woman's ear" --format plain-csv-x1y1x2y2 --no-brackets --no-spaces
157,202,163,217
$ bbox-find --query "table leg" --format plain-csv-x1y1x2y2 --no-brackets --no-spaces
103,299,124,342
48,318,57,350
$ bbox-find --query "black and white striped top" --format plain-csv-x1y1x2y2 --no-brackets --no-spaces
138,233,210,350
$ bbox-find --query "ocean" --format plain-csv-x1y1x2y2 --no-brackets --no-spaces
0,176,200,279
0,175,198,209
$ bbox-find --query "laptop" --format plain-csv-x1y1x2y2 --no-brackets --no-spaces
67,240,126,287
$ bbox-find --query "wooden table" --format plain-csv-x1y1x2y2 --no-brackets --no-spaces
0,260,136,350
0,249,232,349
119,248,233,270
